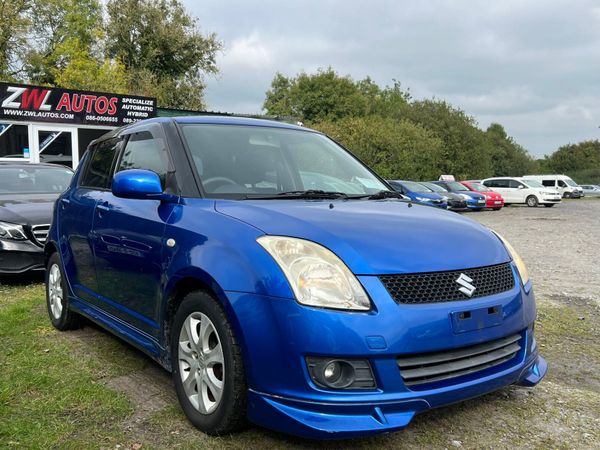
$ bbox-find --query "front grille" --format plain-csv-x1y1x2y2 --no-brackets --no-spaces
379,263,514,304
397,333,522,387
31,224,50,246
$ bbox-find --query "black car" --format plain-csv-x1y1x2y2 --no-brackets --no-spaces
420,181,468,211
0,163,73,274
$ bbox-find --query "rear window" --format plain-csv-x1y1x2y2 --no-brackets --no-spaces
0,166,72,194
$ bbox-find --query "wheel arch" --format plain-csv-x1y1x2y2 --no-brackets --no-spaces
44,240,59,265
160,268,247,371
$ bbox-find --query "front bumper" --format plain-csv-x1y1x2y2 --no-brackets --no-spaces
247,353,547,439
226,270,545,439
466,199,486,209
0,239,45,273
486,199,504,208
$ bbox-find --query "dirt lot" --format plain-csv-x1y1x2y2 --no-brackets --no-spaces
1,199,599,449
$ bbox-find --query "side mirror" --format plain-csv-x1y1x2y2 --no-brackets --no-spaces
517,185,524,189
112,169,178,202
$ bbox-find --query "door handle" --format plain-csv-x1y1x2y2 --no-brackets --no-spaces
96,201,110,212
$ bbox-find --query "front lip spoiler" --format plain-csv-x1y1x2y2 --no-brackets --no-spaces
247,355,547,440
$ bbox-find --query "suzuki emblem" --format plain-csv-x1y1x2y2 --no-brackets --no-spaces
456,273,476,297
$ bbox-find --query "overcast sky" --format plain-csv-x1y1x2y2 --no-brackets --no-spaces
184,0,600,157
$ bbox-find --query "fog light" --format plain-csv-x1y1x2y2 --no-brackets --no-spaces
324,361,341,383
306,357,376,390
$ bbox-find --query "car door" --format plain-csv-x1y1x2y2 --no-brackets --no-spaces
485,179,510,201
91,124,176,336
57,140,120,304
509,180,528,202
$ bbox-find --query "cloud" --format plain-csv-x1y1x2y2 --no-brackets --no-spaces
187,0,600,156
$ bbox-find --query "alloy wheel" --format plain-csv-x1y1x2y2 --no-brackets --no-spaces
48,264,63,319
178,312,225,414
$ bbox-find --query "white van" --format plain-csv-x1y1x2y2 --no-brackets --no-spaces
522,174,583,198
481,177,562,207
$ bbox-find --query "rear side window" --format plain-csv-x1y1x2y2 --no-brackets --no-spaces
80,139,120,189
542,180,555,187
485,179,509,188
116,131,169,188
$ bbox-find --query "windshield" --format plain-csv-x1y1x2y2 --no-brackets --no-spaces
523,179,543,188
564,178,578,187
468,182,488,191
180,124,388,197
400,181,433,193
421,182,447,193
0,166,73,194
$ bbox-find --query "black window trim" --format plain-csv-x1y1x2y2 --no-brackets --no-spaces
78,137,124,191
116,122,179,195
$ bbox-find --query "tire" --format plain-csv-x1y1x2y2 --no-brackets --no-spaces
46,252,82,331
563,192,571,198
544,204,555,207
526,195,539,207
493,208,502,211
171,290,247,435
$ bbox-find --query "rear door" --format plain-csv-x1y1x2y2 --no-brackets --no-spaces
91,123,175,336
57,139,120,304
485,179,511,201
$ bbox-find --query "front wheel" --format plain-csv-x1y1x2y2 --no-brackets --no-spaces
526,195,539,207
46,252,82,330
493,207,502,211
171,290,247,435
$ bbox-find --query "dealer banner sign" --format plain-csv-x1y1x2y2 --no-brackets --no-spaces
0,82,156,126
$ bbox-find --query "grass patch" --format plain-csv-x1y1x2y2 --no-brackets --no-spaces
0,282,134,449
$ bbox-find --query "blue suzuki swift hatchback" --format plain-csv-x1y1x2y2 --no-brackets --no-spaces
45,117,546,439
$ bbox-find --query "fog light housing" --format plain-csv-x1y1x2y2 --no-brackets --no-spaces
306,357,376,390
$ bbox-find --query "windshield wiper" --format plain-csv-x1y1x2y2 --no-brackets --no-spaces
245,190,350,200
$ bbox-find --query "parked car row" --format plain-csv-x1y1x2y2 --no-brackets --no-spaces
387,173,593,211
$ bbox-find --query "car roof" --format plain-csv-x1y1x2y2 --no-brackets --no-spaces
91,116,313,146
0,162,73,171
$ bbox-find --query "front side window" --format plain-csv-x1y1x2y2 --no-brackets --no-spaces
0,166,72,194
117,131,169,188
558,180,567,188
467,182,487,191
180,124,388,197
523,179,543,188
80,139,119,189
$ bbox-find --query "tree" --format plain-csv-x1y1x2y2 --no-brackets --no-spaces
541,140,600,184
485,123,535,176
25,0,104,86
0,0,31,79
263,68,369,121
406,99,493,179
106,0,221,109
315,116,444,180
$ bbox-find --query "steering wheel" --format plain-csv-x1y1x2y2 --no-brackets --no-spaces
202,176,238,192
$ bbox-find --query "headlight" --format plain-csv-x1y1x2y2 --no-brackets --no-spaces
257,236,371,311
0,221,27,240
415,196,431,202
460,194,471,200
491,231,530,285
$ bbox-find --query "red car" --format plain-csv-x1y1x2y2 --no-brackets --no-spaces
461,180,505,210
